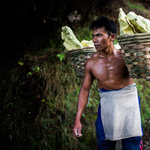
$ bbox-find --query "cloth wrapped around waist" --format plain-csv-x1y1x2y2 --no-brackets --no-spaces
99,83,142,141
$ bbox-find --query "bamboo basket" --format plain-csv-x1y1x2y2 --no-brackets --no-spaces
65,47,96,78
117,33,150,80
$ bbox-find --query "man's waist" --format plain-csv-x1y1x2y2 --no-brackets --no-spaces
99,83,136,93
98,79,134,91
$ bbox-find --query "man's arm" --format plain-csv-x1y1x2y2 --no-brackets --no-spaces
72,59,94,137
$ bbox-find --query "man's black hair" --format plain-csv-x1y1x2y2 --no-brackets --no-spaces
89,16,117,36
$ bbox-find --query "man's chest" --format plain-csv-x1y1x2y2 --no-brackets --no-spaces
91,57,127,81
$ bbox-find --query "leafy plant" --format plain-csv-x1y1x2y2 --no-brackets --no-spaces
32,66,40,72
57,53,65,61
75,25,93,41
18,61,24,66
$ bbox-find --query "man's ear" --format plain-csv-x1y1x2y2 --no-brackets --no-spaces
110,33,116,42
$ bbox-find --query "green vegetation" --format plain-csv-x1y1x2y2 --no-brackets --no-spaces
75,25,93,42
114,38,118,45
0,44,99,149
127,1,146,11
127,0,150,17
1,23,150,150
134,79,150,129
2,0,150,149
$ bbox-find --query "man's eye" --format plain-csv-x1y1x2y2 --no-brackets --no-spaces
92,34,102,37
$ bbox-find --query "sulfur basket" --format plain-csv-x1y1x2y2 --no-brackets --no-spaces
117,33,150,80
65,47,96,78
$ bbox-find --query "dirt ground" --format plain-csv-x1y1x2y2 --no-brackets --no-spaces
143,129,150,150
115,129,150,150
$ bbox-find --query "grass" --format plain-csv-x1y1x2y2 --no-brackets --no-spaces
127,1,146,11
0,48,99,150
134,79,150,129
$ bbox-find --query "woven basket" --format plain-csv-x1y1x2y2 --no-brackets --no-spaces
117,33,150,80
65,47,96,78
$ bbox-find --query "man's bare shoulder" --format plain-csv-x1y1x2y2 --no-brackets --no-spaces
91,52,98,58
84,53,97,79
86,52,98,63
85,52,101,70
85,54,95,70
86,51,104,63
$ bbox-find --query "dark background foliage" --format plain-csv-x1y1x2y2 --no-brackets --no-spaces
0,0,126,71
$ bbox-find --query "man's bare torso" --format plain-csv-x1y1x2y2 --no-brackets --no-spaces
87,48,133,90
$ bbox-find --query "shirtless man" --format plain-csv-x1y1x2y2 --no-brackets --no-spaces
72,17,143,150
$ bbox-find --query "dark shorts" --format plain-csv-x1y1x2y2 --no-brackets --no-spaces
96,124,143,150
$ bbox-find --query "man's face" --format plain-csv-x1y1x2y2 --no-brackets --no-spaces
92,27,112,51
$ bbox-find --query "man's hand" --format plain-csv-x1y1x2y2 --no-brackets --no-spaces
72,121,82,137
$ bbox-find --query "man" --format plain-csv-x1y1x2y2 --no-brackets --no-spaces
72,16,143,150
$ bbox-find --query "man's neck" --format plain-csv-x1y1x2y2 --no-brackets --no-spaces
97,43,115,58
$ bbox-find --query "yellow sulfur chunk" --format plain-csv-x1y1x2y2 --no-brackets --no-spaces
63,37,81,50
126,12,150,33
63,41,75,51
61,26,83,50
118,8,135,36
62,26,74,35
61,31,65,40
81,40,94,47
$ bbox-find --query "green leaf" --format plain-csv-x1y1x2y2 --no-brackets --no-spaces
57,54,61,57
9,103,13,106
18,62,24,66
36,66,40,71
57,53,65,61
41,99,45,102
82,113,85,117
49,103,53,107
27,72,32,75
32,66,40,72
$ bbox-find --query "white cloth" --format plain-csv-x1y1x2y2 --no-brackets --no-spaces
99,83,142,141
